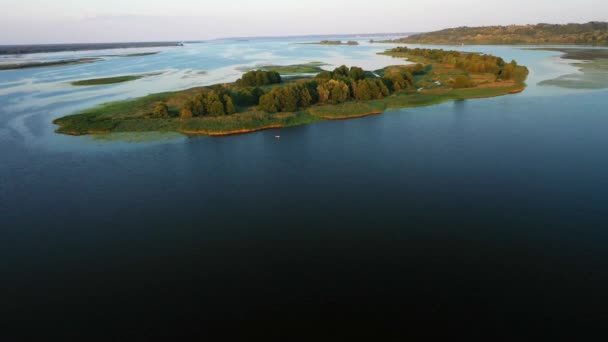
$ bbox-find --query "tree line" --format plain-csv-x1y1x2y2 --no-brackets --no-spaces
389,47,529,81
235,70,282,87
258,65,417,113
178,71,279,118
162,65,424,118
181,87,237,118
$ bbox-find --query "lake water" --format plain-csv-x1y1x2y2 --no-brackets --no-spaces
1,37,607,339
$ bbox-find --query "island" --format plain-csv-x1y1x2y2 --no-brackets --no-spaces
71,72,164,86
53,48,529,137
0,57,102,70
237,62,328,75
381,22,608,45
300,40,360,46
1,52,161,71
0,42,182,55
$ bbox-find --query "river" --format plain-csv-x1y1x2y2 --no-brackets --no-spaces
1,37,607,339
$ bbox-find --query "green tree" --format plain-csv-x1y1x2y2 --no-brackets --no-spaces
316,71,333,80
236,70,282,87
207,92,226,116
298,86,313,108
355,80,372,100
259,93,279,113
349,66,365,81
280,87,299,112
152,102,169,118
224,95,237,114
333,65,350,78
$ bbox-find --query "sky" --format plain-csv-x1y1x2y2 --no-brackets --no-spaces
0,0,606,44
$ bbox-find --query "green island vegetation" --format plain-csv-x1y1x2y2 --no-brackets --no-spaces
0,57,101,71
1,52,160,71
318,40,359,46
71,72,164,86
531,48,608,89
53,48,528,137
100,52,161,58
238,62,328,75
300,41,359,46
381,22,608,45
121,52,160,57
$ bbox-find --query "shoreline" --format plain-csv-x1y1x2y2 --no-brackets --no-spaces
181,124,286,136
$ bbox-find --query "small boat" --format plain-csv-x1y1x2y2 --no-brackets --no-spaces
275,135,281,139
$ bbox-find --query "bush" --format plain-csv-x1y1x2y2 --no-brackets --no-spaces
152,102,169,118
453,75,474,89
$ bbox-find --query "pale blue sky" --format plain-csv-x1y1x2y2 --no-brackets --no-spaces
1,0,606,44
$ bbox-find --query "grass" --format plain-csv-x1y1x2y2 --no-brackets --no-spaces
121,52,160,58
239,62,328,75
71,72,164,86
0,58,101,70
54,52,527,137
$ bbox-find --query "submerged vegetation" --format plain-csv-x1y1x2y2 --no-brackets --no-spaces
1,52,160,71
54,48,528,136
383,22,608,45
239,62,328,75
0,58,101,70
71,72,164,86
315,40,359,46
534,48,608,89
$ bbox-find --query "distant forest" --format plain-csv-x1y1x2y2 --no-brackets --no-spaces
386,22,608,46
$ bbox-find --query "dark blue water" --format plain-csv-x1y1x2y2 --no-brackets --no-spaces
2,88,608,339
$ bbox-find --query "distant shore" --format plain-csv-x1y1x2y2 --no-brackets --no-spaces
0,42,182,55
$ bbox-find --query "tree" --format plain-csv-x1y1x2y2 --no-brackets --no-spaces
152,102,169,118
368,80,381,99
188,93,208,117
453,75,473,88
236,70,282,87
355,80,372,100
329,80,350,104
224,95,237,114
259,93,279,113
349,66,365,81
298,86,313,108
411,63,426,75
333,65,350,78
207,92,226,116
317,83,330,103
316,71,333,80
377,79,390,97
280,87,299,112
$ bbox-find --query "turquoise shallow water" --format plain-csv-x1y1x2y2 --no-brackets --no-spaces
1,37,607,339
